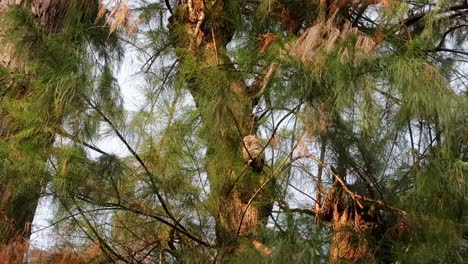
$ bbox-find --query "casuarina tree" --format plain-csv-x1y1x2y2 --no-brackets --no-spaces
0,0,122,245
1,0,466,263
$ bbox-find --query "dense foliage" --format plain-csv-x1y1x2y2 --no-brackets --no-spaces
0,0,467,263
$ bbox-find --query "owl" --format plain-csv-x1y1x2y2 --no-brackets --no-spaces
242,135,265,173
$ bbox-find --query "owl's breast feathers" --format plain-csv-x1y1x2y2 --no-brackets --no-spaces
242,135,265,173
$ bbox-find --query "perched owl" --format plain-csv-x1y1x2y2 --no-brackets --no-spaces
242,135,265,173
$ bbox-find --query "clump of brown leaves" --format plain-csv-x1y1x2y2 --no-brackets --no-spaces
293,19,377,64
97,0,138,35
0,236,102,264
0,238,29,264
29,243,102,264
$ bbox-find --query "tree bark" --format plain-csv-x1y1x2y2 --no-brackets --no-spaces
317,182,378,264
169,0,273,259
329,208,377,264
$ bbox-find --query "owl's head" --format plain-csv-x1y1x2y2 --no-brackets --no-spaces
243,135,259,146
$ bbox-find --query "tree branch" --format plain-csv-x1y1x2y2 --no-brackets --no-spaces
82,97,212,247
403,3,468,28
296,154,408,216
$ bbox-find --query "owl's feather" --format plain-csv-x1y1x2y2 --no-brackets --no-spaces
242,135,265,173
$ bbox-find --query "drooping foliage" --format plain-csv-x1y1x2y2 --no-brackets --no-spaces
0,0,123,244
0,0,466,263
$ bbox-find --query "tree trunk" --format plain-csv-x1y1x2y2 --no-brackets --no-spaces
317,181,379,263
169,0,273,259
0,0,73,243
0,0,34,244
330,210,377,264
